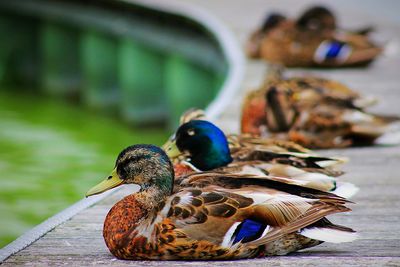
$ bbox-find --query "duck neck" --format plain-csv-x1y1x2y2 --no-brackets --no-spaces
136,165,174,216
135,185,170,214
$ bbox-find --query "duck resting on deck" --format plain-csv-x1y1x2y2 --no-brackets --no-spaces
86,144,356,260
246,5,382,67
241,67,400,148
163,109,358,198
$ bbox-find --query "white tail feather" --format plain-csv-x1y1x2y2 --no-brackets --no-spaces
300,227,358,243
332,182,360,199
317,157,349,167
375,121,400,145
353,95,378,109
296,172,335,182
221,222,241,248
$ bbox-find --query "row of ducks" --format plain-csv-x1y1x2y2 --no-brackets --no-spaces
243,6,398,148
86,109,359,260
85,5,398,261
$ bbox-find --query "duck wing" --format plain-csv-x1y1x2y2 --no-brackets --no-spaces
165,172,354,250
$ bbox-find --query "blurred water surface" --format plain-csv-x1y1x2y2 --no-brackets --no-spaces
0,90,168,247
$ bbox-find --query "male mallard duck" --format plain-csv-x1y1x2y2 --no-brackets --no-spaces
163,110,357,198
176,108,314,154
246,5,382,67
86,144,356,260
241,68,400,148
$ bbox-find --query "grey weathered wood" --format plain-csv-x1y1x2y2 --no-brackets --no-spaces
2,0,400,266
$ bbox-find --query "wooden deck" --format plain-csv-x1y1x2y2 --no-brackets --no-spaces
2,0,400,266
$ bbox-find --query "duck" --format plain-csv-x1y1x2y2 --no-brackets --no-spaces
241,67,400,148
176,108,314,155
86,144,356,260
163,109,358,198
246,5,382,67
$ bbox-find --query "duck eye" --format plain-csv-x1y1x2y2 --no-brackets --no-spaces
187,129,195,136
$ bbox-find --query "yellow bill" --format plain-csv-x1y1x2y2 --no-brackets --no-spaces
86,168,123,197
162,139,183,159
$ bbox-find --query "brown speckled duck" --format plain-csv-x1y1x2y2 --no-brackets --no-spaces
241,67,400,148
86,144,356,260
247,6,382,67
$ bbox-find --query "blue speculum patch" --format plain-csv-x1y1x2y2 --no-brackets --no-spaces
233,219,268,244
325,41,345,59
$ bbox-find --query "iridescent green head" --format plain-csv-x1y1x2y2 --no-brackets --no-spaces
164,120,233,171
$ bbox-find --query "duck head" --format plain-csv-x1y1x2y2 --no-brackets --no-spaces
296,6,336,31
261,12,286,33
163,120,233,171
86,144,174,197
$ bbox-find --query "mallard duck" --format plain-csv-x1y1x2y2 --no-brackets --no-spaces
246,5,382,67
86,144,356,260
241,68,400,148
177,108,313,153
163,110,357,198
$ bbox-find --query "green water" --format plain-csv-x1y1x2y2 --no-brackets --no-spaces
0,90,168,247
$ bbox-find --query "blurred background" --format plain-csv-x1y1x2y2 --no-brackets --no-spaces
0,0,399,248
0,0,233,247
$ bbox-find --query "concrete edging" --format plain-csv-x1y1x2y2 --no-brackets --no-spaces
126,0,245,121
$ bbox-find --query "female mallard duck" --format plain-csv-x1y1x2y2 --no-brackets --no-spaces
241,68,400,148
86,144,356,260
246,6,382,67
163,111,357,198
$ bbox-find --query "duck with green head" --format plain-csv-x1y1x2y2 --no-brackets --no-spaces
164,114,358,198
87,144,356,260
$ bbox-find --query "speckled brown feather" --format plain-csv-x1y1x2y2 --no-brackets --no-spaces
102,188,254,259
173,163,195,177
228,134,311,154
289,104,399,148
103,194,146,259
104,195,240,260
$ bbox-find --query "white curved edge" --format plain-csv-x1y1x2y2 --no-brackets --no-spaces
0,1,245,262
122,0,246,121
0,188,117,263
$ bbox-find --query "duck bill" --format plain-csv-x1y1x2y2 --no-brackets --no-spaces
162,139,183,159
86,168,123,197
